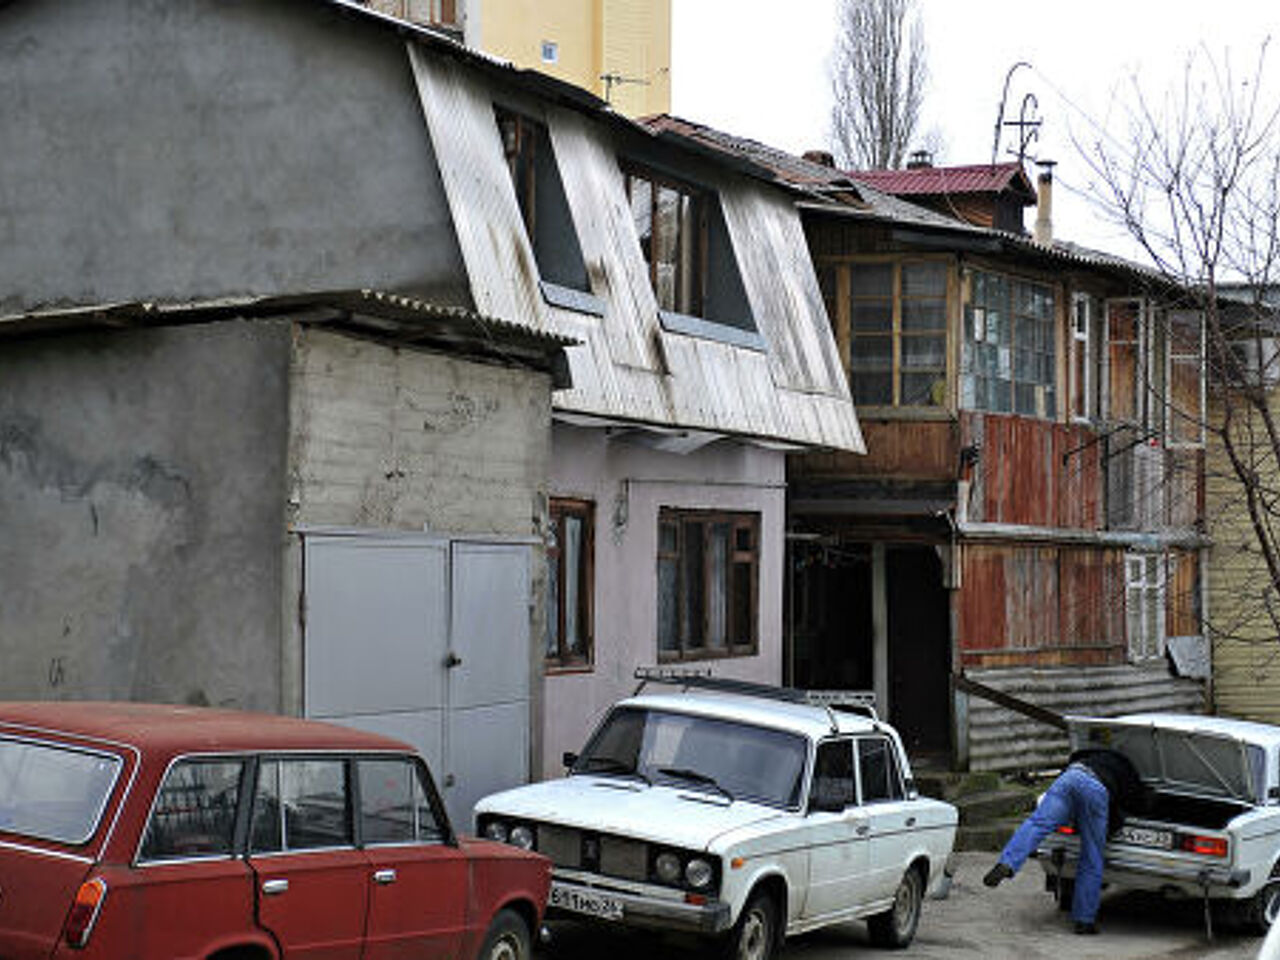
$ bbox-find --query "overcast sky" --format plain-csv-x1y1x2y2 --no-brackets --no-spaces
671,0,1274,258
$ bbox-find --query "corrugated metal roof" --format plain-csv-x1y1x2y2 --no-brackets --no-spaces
849,162,1036,203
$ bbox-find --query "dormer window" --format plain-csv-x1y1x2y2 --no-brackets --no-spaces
623,162,761,349
496,106,597,311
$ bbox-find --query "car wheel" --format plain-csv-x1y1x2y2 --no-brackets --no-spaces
868,866,923,949
477,908,531,960
722,891,778,960
1242,861,1280,935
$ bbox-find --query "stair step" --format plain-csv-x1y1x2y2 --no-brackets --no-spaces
955,787,1038,825
955,817,1025,852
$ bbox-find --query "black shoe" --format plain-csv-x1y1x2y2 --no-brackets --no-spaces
982,863,1014,887
1074,921,1099,935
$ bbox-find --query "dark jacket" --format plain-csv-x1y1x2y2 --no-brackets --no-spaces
1070,748,1149,834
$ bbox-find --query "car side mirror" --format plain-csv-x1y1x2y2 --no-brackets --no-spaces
562,751,579,770
1268,785,1280,803
904,778,919,800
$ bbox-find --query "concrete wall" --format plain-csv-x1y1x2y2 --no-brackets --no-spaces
0,321,291,709
539,422,786,779
0,0,468,313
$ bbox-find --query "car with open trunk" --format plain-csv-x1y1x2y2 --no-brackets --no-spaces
475,673,957,960
0,701,551,960
1035,712,1280,936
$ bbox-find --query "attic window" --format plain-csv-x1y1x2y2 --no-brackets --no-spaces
496,107,598,311
623,162,762,350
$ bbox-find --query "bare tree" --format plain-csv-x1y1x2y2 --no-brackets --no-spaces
1077,43,1280,650
829,0,927,170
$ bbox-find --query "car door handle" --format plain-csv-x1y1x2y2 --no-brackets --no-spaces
262,879,289,896
373,869,397,885
905,816,917,827
856,824,870,836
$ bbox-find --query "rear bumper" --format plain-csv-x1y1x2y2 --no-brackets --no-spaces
546,876,733,935
1034,843,1251,896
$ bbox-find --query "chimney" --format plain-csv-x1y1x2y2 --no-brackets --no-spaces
906,149,933,169
802,149,835,168
1034,161,1055,245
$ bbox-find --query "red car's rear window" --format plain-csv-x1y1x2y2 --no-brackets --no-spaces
0,736,122,844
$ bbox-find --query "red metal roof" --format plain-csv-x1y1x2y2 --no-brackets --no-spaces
849,162,1036,202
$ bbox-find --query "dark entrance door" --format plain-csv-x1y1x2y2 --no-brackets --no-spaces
789,543,872,692
886,547,951,757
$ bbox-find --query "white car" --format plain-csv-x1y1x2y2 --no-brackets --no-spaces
475,674,957,959
1036,713,1280,936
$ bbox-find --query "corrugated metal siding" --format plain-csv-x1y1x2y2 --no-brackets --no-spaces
958,544,1125,668
1207,392,1280,724
965,665,1206,771
962,412,1102,529
408,46,863,452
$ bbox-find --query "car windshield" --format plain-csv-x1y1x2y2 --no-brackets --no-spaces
573,706,807,809
0,737,123,844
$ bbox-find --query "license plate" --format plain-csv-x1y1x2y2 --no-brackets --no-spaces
1116,825,1174,849
550,884,625,920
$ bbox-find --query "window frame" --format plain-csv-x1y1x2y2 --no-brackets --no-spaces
1070,292,1099,423
624,162,708,320
656,508,760,662
855,736,906,805
1125,552,1167,663
1165,309,1206,448
963,268,1057,419
546,498,595,673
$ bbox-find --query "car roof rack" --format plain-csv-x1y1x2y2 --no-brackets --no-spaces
632,668,879,722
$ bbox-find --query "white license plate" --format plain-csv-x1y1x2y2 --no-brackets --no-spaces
1116,825,1174,849
550,884,625,921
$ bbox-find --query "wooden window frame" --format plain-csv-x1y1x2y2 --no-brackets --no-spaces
497,107,543,240
1165,309,1206,448
964,269,1057,419
838,258,951,410
1125,552,1166,663
546,499,594,672
623,164,709,319
1070,292,1097,423
656,509,759,662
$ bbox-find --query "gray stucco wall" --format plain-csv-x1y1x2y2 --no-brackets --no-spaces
0,0,468,312
0,321,291,708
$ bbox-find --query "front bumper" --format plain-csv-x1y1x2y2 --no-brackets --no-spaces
547,875,733,935
1034,843,1251,895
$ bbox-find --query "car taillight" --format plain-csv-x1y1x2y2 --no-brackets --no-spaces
63,878,107,949
1180,834,1229,858
1056,825,1076,835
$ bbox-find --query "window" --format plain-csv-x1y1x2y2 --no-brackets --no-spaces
623,163,759,344
1126,553,1166,662
963,271,1056,417
1105,299,1143,423
250,759,352,853
847,261,948,407
657,510,759,660
140,759,244,861
496,107,592,299
547,499,594,670
810,739,854,810
0,739,121,845
357,758,445,846
540,40,558,63
1071,293,1100,422
857,737,905,803
1167,310,1204,445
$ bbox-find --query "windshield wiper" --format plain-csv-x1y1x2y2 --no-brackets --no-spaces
577,756,651,785
657,766,734,802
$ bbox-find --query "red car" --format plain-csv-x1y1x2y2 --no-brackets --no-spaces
0,701,551,960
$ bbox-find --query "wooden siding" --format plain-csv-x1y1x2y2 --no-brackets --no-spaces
957,544,1126,668
962,412,1103,529
791,418,958,481
1207,390,1280,724
408,49,863,453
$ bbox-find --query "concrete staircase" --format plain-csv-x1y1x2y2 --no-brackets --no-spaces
915,770,1044,851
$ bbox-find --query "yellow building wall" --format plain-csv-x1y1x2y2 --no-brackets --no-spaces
1206,389,1280,724
473,0,671,117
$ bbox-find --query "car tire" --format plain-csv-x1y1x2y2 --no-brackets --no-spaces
867,866,923,949
477,908,531,960
1239,861,1280,935
722,891,778,960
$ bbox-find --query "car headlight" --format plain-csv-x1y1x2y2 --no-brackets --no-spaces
482,821,509,843
509,824,536,850
654,851,682,884
685,858,713,889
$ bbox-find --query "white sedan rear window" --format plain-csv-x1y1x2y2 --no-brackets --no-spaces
0,737,122,844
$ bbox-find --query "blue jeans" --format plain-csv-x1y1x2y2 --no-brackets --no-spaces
998,765,1110,923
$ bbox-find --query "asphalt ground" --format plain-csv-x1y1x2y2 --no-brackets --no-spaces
538,852,1263,960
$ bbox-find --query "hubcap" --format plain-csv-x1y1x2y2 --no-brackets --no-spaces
740,907,770,960
489,933,520,960
894,875,920,934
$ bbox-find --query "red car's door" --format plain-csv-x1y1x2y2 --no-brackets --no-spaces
357,758,468,960
247,758,368,960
